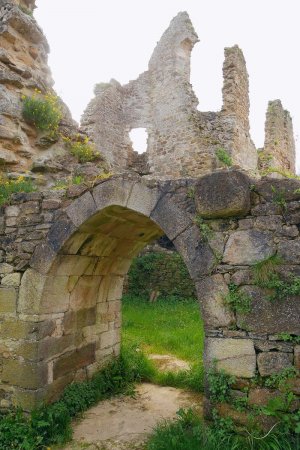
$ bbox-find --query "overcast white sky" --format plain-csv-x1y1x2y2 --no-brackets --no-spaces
35,0,300,168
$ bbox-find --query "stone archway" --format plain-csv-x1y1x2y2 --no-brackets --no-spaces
1,172,300,416
1,176,213,409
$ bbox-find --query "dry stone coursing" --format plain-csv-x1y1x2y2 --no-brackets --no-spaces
0,171,299,415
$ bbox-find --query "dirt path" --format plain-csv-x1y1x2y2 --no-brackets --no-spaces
63,383,203,450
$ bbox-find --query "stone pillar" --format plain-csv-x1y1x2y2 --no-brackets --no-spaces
261,100,296,174
220,46,257,171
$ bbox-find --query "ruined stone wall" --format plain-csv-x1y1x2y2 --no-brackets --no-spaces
0,172,299,418
82,13,260,178
0,0,109,187
260,100,296,173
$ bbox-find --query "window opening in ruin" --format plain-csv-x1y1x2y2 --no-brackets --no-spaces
129,128,148,154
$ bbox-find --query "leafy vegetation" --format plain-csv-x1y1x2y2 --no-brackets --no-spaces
278,333,300,344
264,367,298,389
207,363,235,403
0,175,35,206
63,136,101,163
22,90,62,134
18,4,33,16
271,185,287,210
224,283,252,314
194,215,214,242
127,253,196,301
216,147,232,167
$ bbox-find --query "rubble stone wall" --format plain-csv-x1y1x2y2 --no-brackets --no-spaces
0,172,299,415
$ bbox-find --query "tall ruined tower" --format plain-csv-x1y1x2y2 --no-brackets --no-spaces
82,12,260,178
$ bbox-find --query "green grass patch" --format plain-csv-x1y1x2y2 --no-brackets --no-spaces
22,91,62,134
146,408,298,450
122,295,203,363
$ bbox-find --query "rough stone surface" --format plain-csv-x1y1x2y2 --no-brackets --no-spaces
196,275,234,327
195,170,250,218
257,352,293,376
223,230,275,265
205,338,256,378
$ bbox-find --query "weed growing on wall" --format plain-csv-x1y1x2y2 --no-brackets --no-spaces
252,254,282,285
63,136,101,163
22,90,62,134
216,147,232,167
224,283,252,314
194,216,214,242
0,175,35,206
207,362,235,403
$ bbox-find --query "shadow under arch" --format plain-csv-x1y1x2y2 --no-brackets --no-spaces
15,177,214,409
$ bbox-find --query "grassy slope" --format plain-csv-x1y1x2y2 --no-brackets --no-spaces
122,296,204,363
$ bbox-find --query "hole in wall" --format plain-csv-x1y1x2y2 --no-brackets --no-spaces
129,128,148,154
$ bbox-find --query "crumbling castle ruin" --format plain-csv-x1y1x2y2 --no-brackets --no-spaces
0,0,299,425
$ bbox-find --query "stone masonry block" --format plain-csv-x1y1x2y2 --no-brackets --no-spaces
223,230,275,265
0,287,17,313
205,338,256,378
257,352,293,376
195,170,251,219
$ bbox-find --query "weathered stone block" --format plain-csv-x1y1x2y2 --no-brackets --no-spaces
53,343,96,380
277,240,300,264
205,338,256,378
236,286,300,334
92,179,133,210
47,215,76,253
0,287,17,313
49,255,97,276
100,329,120,349
69,275,101,310
173,225,216,278
223,230,275,265
66,191,97,228
126,183,159,217
195,171,250,218
151,193,192,240
257,352,293,376
2,360,48,389
196,275,234,327
40,276,70,314
255,179,300,202
0,319,55,341
1,273,21,287
248,388,282,407
63,307,96,334
18,269,46,314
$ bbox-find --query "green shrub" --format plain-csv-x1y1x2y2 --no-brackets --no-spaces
216,147,232,167
194,215,214,242
22,91,62,134
0,175,35,206
127,252,196,300
64,136,101,163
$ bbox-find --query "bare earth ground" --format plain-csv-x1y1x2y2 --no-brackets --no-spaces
61,356,202,450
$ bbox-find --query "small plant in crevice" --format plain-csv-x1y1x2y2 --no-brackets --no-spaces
22,90,62,135
271,185,287,210
0,175,35,206
278,332,300,344
264,367,298,389
216,147,232,167
186,186,195,200
53,175,85,190
194,215,214,242
252,254,282,285
224,283,252,314
257,272,300,302
63,136,101,163
18,4,33,16
207,362,235,403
